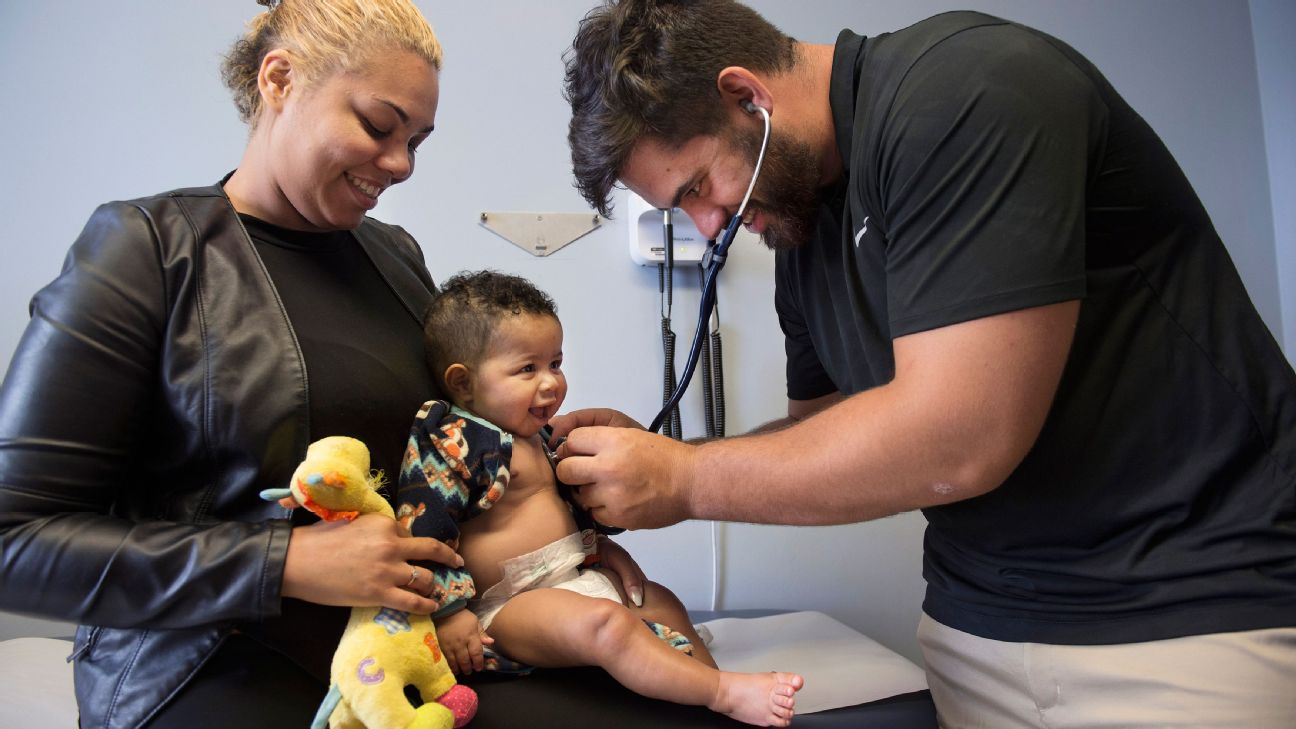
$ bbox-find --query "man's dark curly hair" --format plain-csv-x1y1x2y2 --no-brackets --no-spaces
424,270,559,382
563,0,796,217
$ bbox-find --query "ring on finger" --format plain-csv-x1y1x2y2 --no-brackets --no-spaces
405,565,419,588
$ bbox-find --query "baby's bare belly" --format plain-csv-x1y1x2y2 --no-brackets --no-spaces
460,489,579,593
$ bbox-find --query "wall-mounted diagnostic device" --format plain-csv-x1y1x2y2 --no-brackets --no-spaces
627,192,706,266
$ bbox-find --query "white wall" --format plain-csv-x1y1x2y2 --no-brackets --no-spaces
1251,0,1296,360
0,1,1287,664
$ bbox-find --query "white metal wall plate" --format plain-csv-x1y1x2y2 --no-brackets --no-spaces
479,211,605,257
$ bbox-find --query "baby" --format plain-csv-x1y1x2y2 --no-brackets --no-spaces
397,270,802,726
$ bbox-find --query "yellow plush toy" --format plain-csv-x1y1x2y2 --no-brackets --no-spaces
262,436,478,729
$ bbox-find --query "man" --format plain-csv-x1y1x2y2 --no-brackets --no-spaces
552,1,1296,726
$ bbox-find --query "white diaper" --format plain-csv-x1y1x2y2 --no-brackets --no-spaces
470,532,622,631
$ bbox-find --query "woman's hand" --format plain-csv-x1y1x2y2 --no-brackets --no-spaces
597,536,646,607
435,608,493,676
282,513,463,614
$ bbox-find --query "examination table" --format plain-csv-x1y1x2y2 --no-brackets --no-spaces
0,610,937,727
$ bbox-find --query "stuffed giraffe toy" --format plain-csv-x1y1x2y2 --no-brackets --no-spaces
262,436,478,729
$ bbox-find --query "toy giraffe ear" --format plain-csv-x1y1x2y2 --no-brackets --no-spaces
444,363,472,403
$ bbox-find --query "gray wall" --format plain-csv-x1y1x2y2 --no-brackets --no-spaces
0,1,1290,665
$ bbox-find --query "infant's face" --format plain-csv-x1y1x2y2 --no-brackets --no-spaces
465,313,567,437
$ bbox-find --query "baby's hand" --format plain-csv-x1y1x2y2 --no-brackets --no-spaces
435,608,494,676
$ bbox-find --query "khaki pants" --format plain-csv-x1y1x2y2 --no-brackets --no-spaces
918,613,1296,728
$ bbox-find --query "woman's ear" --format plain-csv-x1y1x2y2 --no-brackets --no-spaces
258,49,295,114
443,363,472,404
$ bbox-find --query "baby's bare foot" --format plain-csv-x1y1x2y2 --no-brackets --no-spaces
710,670,804,727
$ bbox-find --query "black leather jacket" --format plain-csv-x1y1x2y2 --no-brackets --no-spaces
0,182,434,728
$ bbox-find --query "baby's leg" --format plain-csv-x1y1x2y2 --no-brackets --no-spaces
597,571,718,668
488,588,802,726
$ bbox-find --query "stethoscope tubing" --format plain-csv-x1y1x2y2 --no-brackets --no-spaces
648,104,770,435
649,216,740,433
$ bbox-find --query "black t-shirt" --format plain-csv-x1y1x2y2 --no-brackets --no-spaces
776,11,1296,644
239,213,438,676
242,215,436,479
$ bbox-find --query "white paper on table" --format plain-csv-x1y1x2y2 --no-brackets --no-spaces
698,611,928,714
0,637,78,728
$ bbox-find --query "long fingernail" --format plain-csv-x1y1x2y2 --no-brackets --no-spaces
630,587,643,607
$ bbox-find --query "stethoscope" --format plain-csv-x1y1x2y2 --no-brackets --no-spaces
649,100,770,434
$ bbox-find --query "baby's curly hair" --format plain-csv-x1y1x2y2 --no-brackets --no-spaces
424,270,559,383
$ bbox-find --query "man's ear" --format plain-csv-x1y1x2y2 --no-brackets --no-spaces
258,49,296,114
443,363,472,403
717,66,773,118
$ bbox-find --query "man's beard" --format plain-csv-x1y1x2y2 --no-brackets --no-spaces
726,123,823,250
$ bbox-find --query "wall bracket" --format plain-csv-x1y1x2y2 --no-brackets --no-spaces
479,211,605,257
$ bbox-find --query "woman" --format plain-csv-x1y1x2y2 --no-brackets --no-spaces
0,1,455,726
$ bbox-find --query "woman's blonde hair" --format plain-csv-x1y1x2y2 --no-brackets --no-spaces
222,0,442,125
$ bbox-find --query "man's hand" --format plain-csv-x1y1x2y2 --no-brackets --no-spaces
555,425,694,529
547,407,644,443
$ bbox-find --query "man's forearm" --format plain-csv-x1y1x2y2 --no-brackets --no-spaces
746,416,799,435
681,389,937,527
679,302,1079,528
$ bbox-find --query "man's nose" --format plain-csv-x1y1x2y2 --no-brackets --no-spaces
680,201,732,241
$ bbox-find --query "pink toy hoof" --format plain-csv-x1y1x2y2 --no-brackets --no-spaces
437,684,478,728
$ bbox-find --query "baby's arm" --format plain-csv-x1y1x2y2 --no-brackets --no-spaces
594,534,645,607
397,401,493,614
435,607,494,676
